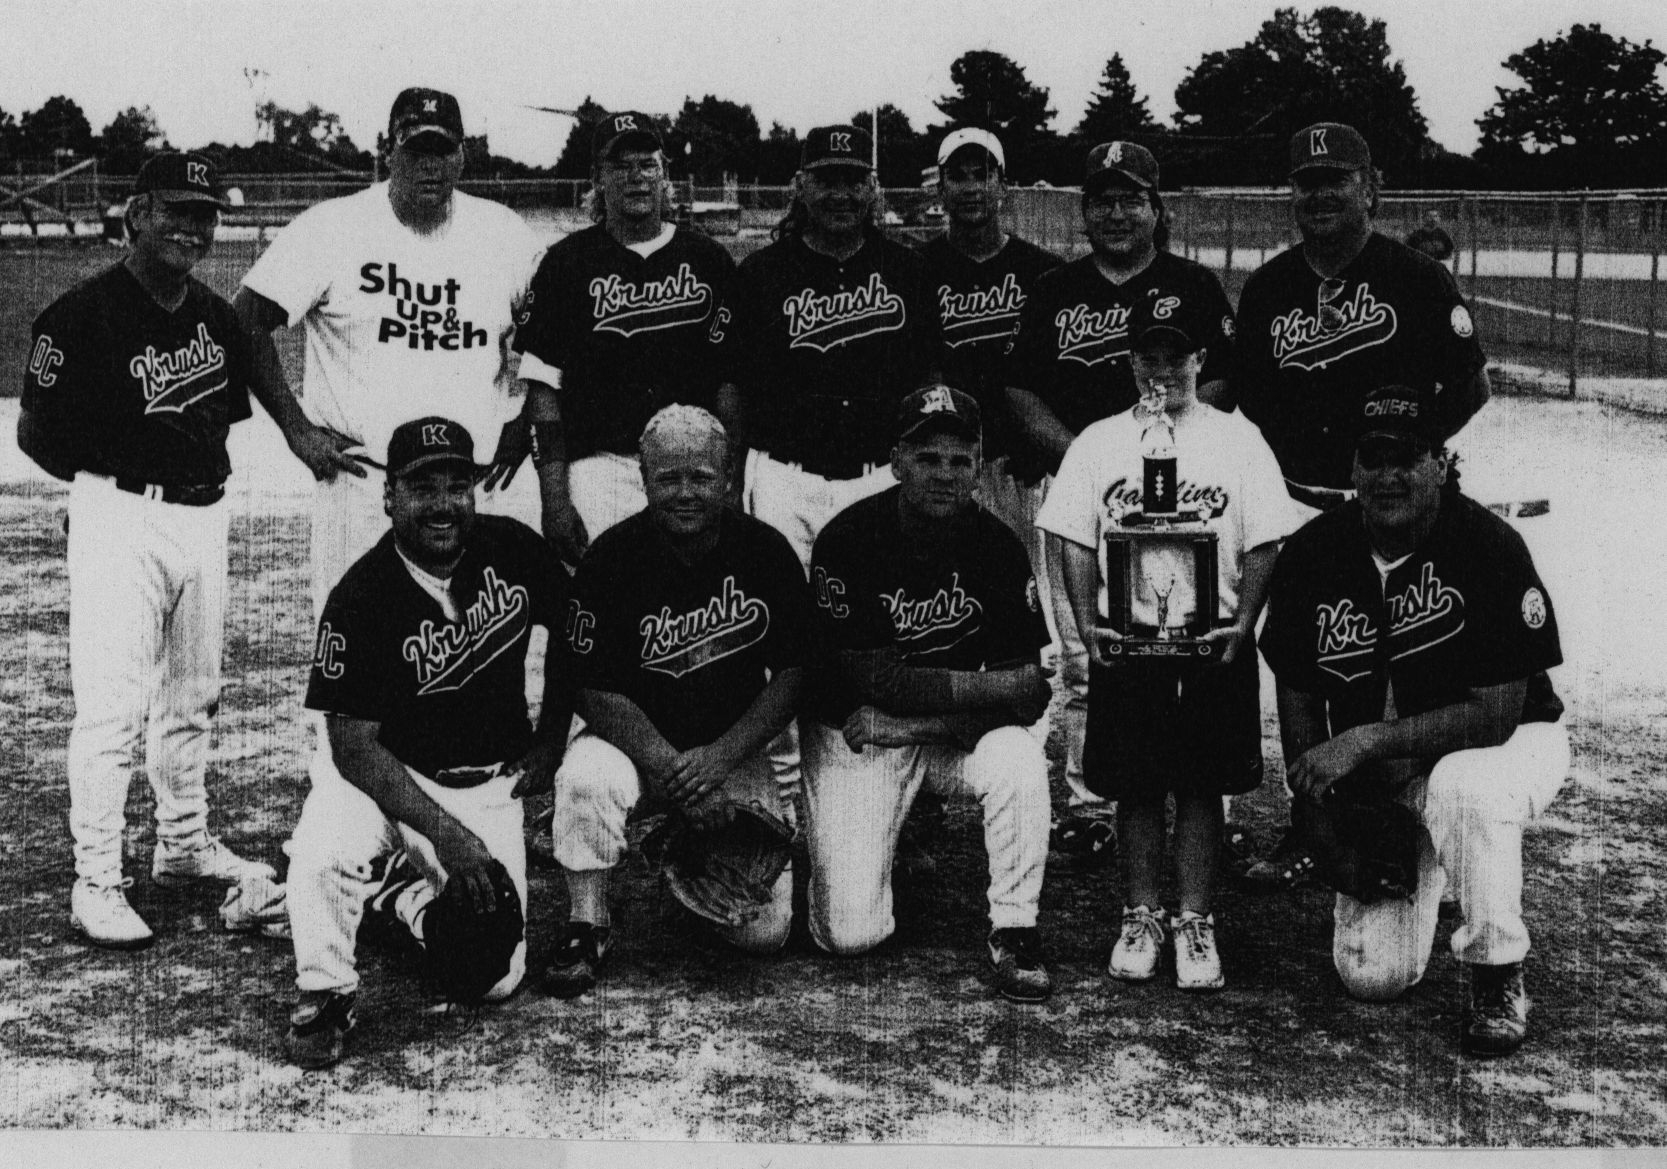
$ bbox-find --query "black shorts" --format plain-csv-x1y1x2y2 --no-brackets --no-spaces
1083,645,1264,802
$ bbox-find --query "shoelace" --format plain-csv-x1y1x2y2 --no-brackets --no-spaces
1122,911,1165,948
1176,917,1213,959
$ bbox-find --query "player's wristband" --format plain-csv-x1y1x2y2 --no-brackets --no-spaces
529,420,565,468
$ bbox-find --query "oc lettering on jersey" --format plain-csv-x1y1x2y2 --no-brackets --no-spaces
128,323,228,415
782,272,906,352
1312,562,1466,682
938,272,1026,349
636,575,770,678
1270,283,1398,372
402,567,530,695
1054,302,1131,367
360,262,490,352
882,572,983,656
589,262,714,337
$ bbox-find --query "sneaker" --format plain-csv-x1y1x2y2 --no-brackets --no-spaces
285,990,358,1071
542,921,612,999
152,836,277,887
71,878,155,950
1463,963,1530,1057
986,927,1052,1004
1050,810,1118,872
1107,905,1167,982
1242,827,1317,892
1172,911,1226,992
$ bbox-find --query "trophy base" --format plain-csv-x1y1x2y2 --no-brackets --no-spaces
1113,509,1209,530
1100,624,1224,659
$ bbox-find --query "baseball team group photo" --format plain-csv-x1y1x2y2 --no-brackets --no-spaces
3,1,1665,1149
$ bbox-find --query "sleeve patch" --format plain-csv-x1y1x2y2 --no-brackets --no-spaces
1450,305,1475,339
1521,587,1547,630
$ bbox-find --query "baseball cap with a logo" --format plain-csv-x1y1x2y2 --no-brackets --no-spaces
386,416,478,479
1354,384,1443,452
937,127,1006,172
133,152,231,209
1127,291,1220,354
802,125,873,171
592,111,664,161
389,88,464,149
1290,122,1372,177
1085,141,1159,193
897,384,982,443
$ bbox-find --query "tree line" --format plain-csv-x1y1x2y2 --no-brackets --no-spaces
4,9,1664,191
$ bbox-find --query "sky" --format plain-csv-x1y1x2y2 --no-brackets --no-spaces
5,0,1664,171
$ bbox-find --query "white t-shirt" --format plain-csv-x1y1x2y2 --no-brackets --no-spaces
242,185,545,465
1037,404,1304,628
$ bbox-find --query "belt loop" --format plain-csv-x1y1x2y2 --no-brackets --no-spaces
146,484,162,502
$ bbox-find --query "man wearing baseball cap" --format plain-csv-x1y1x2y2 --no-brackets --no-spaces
284,415,575,1068
802,384,1055,1002
1004,140,1236,861
514,110,734,566
1227,122,1493,889
1261,383,1568,1056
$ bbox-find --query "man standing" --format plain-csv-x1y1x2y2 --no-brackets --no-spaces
284,417,573,1070
516,112,735,565
1260,384,1568,1057
1005,141,1235,857
18,153,337,948
545,406,811,996
804,386,1054,1002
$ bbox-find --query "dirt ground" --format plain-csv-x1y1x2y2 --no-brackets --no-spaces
1,388,1664,1146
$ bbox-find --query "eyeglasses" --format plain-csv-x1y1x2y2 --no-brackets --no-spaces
1317,277,1347,332
602,156,665,177
1086,193,1150,215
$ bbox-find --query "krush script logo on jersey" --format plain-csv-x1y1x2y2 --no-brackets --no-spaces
782,273,905,352
590,263,713,337
1054,302,1131,367
1313,562,1465,682
403,567,530,695
130,323,227,415
1270,283,1398,372
360,263,489,351
639,575,770,678
938,272,1026,349
882,573,982,656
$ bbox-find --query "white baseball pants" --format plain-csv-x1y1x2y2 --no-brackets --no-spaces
551,731,793,954
801,720,1050,955
66,473,228,883
1333,721,1571,1000
568,451,647,545
288,764,528,999
1042,527,1095,808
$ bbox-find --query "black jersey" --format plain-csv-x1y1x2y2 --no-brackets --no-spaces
1234,232,1488,490
920,232,1061,466
711,231,942,476
1004,250,1235,462
806,487,1049,726
513,224,735,460
1261,493,1563,735
567,509,812,751
306,517,572,784
21,263,254,486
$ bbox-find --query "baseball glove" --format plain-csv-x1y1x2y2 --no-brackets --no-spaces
422,860,524,1003
219,873,291,939
1309,788,1424,904
647,801,795,929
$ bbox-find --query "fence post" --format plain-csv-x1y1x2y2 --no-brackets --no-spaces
1648,199,1661,380
1546,200,1562,350
1463,194,1478,297
1567,194,1587,397
1223,195,1235,280
1182,191,1194,262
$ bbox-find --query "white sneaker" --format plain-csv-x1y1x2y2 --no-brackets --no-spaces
1173,911,1225,992
1108,904,1168,982
71,878,155,950
152,836,277,887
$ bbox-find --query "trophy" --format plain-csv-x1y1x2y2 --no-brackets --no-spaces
1098,385,1222,658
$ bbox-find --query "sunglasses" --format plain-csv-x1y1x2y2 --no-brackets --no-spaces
1317,277,1347,332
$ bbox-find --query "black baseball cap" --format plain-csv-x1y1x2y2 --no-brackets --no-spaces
802,125,873,172
389,88,464,148
1085,141,1159,193
1354,384,1443,453
386,416,478,479
1290,122,1371,177
1127,292,1218,354
592,111,664,160
133,152,230,209
897,385,981,443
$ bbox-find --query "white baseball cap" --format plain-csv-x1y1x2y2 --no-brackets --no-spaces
937,127,1006,172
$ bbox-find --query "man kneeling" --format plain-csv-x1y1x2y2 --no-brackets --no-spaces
546,406,811,995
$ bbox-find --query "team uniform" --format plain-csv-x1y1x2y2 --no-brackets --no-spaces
22,263,270,893
1234,232,1487,494
289,516,571,1000
713,230,942,567
1260,494,1568,999
1037,405,1303,798
803,487,1051,954
919,232,1060,563
553,508,813,950
514,223,735,539
1005,251,1236,806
